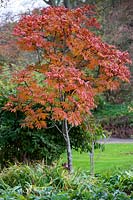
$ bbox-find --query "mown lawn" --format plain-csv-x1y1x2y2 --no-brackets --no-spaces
62,143,133,173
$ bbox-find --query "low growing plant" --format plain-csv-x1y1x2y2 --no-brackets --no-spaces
0,163,132,199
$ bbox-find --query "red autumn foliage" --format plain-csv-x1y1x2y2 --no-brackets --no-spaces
5,6,131,129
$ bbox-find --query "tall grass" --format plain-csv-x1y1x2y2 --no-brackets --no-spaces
0,163,132,199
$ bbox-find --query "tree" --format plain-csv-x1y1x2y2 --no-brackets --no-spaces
0,0,113,9
0,65,88,168
0,11,42,66
0,0,9,7
42,0,107,8
0,64,66,167
5,6,131,172
0,22,20,65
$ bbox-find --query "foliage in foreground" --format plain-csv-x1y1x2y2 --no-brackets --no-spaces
0,163,132,199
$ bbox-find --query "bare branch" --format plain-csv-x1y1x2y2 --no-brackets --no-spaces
42,0,56,6
45,124,55,129
68,125,73,133
54,122,67,141
54,123,62,134
24,81,33,95
64,0,71,8
0,0,10,7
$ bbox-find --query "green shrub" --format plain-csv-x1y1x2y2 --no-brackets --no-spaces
0,164,132,199
0,109,66,167
0,102,100,168
1,164,133,199
102,170,133,195
0,106,95,168
0,64,105,169
93,101,133,138
0,67,66,167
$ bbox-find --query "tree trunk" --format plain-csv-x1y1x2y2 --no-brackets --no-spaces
89,140,94,176
64,0,72,8
62,119,73,173
43,0,57,6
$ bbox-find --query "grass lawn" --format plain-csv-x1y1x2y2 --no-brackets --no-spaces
61,143,133,173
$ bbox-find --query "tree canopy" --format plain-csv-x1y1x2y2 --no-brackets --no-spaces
5,6,131,171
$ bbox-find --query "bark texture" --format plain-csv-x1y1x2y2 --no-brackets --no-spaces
62,119,73,173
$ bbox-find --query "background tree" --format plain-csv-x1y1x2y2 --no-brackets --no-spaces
98,0,133,103
0,21,20,65
0,10,44,66
0,0,9,7
5,6,131,172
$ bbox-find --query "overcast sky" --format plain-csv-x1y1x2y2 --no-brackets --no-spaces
0,0,47,23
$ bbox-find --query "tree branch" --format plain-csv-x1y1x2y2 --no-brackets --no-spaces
54,122,67,141
24,81,33,95
43,0,56,6
68,125,73,133
45,124,55,129
64,0,71,8
54,123,62,134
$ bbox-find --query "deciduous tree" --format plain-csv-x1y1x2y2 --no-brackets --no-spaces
5,6,131,172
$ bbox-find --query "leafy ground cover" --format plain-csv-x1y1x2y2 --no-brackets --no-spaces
62,143,133,173
0,163,132,199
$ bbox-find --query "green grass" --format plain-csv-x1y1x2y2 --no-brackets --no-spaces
61,143,133,173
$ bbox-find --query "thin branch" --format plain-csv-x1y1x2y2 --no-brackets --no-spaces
54,122,67,141
64,0,71,8
54,123,62,134
36,48,42,64
43,0,56,6
45,124,55,129
68,125,73,133
24,81,33,95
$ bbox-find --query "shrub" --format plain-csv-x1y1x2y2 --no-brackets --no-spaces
0,164,132,199
0,109,66,167
0,95,100,168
